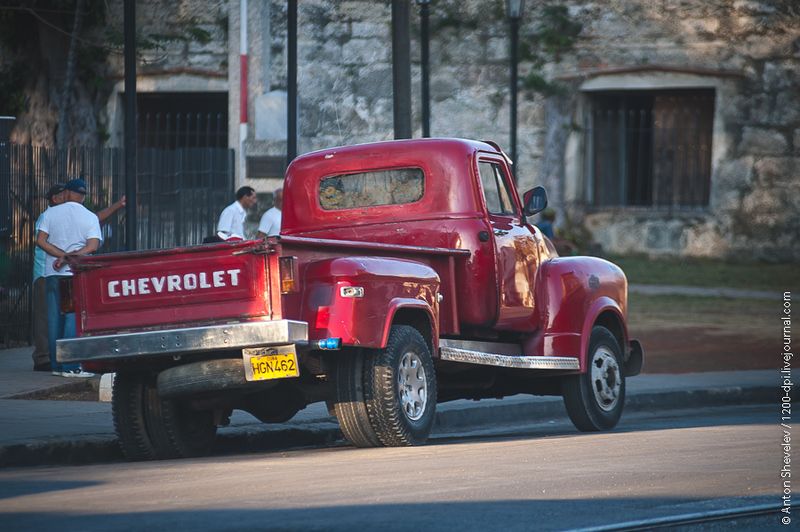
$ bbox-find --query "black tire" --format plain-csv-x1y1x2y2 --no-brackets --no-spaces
112,371,157,461
364,325,437,446
157,358,256,398
112,371,217,460
562,326,626,432
333,349,383,448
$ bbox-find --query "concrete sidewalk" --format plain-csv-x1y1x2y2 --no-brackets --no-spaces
0,346,777,468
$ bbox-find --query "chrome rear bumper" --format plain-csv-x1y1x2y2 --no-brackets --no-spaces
57,320,309,363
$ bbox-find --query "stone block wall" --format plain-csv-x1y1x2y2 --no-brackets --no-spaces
248,0,798,260
58,0,796,259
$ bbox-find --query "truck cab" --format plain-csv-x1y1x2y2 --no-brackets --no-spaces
58,138,643,460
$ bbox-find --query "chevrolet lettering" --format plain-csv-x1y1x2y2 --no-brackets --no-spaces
107,269,241,298
57,138,644,461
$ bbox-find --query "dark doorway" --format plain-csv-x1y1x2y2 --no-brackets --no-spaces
137,92,228,149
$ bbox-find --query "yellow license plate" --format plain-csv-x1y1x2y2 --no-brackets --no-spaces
243,346,300,381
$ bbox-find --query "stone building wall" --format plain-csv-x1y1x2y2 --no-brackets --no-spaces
249,0,798,260
8,0,795,259
0,0,800,260
102,0,230,148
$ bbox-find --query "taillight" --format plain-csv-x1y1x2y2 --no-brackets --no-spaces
279,256,298,294
59,277,75,314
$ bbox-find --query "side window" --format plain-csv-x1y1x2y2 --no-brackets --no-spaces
478,162,515,215
478,162,502,213
494,164,515,214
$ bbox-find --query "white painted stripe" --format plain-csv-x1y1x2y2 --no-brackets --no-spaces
240,0,247,55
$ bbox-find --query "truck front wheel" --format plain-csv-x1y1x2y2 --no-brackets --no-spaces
112,371,217,460
364,325,437,446
562,326,626,432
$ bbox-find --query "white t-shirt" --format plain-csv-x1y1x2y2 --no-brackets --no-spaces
257,207,282,237
38,202,103,277
217,200,246,238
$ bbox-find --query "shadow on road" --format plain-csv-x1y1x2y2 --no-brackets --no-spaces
0,479,100,501
0,494,780,531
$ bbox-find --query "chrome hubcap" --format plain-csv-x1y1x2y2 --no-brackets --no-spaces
398,351,428,421
591,347,621,412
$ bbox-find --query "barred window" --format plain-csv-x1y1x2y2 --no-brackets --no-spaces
319,168,424,210
587,89,714,208
137,92,228,149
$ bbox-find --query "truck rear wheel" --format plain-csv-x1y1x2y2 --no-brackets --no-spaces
364,325,437,446
112,371,217,460
562,326,625,432
333,349,383,447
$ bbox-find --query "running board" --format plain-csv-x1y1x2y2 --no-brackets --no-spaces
439,340,579,370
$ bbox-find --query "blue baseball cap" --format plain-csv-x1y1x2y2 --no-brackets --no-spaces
65,178,87,194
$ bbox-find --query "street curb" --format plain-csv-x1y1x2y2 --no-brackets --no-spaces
0,424,344,469
0,386,775,468
4,378,100,401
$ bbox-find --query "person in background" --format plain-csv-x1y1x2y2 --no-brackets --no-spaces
31,185,125,371
535,207,578,256
536,208,556,239
217,186,257,239
36,178,102,377
31,184,67,371
256,188,282,238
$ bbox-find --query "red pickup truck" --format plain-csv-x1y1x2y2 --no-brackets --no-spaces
58,138,643,460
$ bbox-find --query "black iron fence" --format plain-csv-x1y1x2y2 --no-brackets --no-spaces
0,143,234,347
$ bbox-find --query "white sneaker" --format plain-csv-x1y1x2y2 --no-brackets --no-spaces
51,371,61,376
61,369,95,378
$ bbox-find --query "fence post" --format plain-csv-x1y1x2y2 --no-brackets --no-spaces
0,116,14,238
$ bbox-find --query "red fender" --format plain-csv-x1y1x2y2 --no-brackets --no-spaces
380,297,439,351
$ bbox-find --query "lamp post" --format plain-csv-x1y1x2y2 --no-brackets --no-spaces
507,0,524,181
415,0,431,138
288,0,297,163
123,0,137,250
391,0,412,139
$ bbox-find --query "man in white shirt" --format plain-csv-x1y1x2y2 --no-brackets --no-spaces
31,185,125,371
31,184,67,371
257,188,283,238
36,178,102,377
217,186,257,239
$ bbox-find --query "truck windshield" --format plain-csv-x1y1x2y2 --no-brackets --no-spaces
319,168,424,210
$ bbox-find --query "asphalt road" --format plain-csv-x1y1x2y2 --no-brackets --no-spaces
0,405,784,531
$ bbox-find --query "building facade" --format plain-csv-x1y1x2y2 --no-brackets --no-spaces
7,0,800,259
236,0,799,260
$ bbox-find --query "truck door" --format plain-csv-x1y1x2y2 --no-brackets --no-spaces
477,158,541,331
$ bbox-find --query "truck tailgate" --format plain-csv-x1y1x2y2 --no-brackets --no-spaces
72,241,274,335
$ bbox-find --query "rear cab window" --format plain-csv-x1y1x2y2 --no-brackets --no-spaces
319,168,424,210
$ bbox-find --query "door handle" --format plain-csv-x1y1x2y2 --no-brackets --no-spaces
493,229,508,236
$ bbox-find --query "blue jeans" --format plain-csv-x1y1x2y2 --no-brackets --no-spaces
46,276,80,373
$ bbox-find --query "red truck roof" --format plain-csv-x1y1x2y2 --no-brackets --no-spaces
282,138,500,235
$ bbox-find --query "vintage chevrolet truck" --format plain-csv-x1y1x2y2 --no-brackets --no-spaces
58,138,643,460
